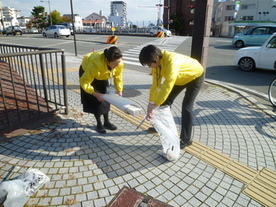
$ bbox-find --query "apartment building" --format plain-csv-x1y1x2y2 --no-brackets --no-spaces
108,1,127,27
0,6,20,30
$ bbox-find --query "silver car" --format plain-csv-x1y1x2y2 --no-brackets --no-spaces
42,25,70,38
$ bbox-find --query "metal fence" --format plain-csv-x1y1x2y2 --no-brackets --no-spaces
0,44,68,131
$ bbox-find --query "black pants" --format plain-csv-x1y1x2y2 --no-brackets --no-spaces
161,73,205,141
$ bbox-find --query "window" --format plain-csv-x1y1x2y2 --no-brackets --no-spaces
252,28,267,35
225,16,234,21
241,4,255,10
240,16,253,20
269,27,276,34
226,5,235,10
267,37,276,48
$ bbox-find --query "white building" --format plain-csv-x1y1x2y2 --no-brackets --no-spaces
214,0,276,37
108,1,127,27
83,12,107,29
0,6,20,30
17,16,31,28
63,14,83,31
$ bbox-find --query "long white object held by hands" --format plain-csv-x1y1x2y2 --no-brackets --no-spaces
102,93,142,116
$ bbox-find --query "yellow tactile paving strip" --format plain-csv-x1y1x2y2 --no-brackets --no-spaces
111,105,152,131
184,141,258,184
242,168,276,207
111,106,276,207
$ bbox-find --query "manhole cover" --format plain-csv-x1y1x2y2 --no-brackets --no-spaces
123,89,142,98
107,186,172,207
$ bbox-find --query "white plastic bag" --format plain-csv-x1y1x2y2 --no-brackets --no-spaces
0,168,50,207
150,105,180,161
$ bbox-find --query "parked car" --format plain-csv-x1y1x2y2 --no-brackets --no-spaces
234,32,276,71
55,23,73,35
232,25,276,48
42,25,70,38
29,28,39,33
3,26,22,36
149,26,172,37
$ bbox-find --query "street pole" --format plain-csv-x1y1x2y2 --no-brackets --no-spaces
70,0,77,56
0,1,4,29
41,0,52,25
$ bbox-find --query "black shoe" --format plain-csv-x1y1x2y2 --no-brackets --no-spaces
147,127,157,133
104,123,117,130
97,125,106,134
180,139,192,148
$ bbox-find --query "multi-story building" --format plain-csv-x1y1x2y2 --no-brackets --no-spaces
108,1,127,27
0,6,20,30
214,0,276,37
163,0,197,36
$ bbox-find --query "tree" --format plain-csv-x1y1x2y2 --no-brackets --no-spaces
51,10,62,25
169,12,184,35
61,16,72,23
31,6,47,29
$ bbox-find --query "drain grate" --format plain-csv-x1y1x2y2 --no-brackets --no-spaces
107,186,172,207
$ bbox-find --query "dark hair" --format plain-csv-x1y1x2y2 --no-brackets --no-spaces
104,46,122,62
139,45,162,66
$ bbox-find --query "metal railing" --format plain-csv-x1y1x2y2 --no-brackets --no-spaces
0,44,68,131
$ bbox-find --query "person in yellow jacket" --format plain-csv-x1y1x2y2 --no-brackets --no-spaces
139,45,204,148
79,46,124,134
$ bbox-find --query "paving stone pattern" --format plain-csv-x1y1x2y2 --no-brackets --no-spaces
0,46,275,206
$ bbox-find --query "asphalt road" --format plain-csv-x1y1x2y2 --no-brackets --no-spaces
1,33,275,113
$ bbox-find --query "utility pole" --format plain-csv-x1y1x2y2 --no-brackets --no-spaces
190,0,214,69
70,0,77,56
0,1,4,29
40,0,52,25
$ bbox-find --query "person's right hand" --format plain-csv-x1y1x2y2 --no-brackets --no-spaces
92,92,105,102
146,102,156,120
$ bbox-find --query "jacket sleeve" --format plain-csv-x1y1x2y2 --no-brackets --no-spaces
155,61,178,106
113,62,124,92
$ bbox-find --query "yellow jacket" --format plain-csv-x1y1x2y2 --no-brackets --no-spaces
79,51,124,94
150,50,204,106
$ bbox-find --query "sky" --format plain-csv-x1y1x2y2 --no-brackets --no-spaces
1,0,163,26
